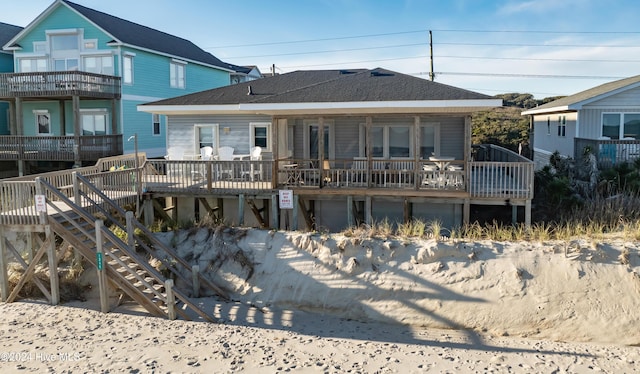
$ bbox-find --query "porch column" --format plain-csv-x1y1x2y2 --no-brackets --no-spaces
15,97,22,135
365,196,372,226
463,198,470,225
72,95,81,167
365,116,372,188
464,115,472,191
8,99,16,135
346,195,354,228
525,200,532,227
111,99,118,135
414,116,421,190
58,100,65,135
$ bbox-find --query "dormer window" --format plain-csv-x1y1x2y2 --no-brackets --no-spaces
170,59,186,88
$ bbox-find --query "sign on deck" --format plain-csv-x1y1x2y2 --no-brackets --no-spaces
96,252,103,270
35,194,46,213
279,190,294,209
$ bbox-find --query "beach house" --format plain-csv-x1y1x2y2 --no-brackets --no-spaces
0,0,242,176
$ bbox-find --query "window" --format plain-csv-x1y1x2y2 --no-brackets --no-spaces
83,56,113,75
195,124,219,150
20,58,47,72
83,39,97,50
359,123,414,158
34,110,50,135
250,122,271,151
123,54,133,84
557,115,566,137
51,34,78,51
623,114,640,139
33,42,47,53
602,113,621,139
170,61,186,88
54,58,79,71
419,124,440,158
304,120,334,159
152,114,161,136
81,110,107,135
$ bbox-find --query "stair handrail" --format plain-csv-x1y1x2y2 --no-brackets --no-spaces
36,177,215,322
73,172,229,300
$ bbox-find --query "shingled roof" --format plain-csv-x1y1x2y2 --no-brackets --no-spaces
522,75,640,115
0,22,22,54
61,0,230,69
146,68,494,106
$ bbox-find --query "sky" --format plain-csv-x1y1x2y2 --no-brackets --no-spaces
3,0,640,99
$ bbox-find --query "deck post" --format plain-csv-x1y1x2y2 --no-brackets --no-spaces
72,95,81,168
525,200,532,228
271,194,279,229
292,194,299,231
463,198,470,225
365,196,372,226
347,195,354,228
45,225,59,306
403,198,412,223
238,194,245,226
166,279,176,320
192,265,200,298
0,227,8,302
512,204,518,225
126,211,135,249
143,197,154,227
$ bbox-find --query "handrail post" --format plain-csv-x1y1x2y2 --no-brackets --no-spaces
192,265,200,298
96,219,109,313
126,211,135,249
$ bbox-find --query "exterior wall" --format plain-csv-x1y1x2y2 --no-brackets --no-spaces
531,112,577,159
166,114,272,158
577,88,640,139
0,52,13,134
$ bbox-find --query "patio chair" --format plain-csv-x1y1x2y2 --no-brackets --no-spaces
200,146,214,160
216,146,235,180
240,146,263,181
164,149,184,178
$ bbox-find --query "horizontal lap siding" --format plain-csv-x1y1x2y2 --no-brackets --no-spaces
438,117,464,159
167,114,272,156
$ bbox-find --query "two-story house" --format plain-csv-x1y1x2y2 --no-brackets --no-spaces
0,22,22,177
0,0,238,176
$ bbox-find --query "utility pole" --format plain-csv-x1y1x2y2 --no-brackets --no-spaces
429,30,435,81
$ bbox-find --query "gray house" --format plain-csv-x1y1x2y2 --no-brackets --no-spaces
522,75,640,170
140,68,534,232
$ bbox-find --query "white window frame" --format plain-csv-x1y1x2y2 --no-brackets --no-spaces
358,123,419,158
557,115,566,137
34,110,51,135
152,114,161,136
194,124,219,151
80,109,108,136
602,112,640,139
250,122,271,151
33,41,47,53
83,39,97,51
419,122,440,158
82,54,114,75
170,59,186,89
19,58,48,72
123,53,134,84
303,119,334,159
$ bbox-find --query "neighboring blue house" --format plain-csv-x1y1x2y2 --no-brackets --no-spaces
0,22,22,137
0,0,240,175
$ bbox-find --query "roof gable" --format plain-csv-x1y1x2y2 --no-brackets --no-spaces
522,75,640,115
3,0,230,70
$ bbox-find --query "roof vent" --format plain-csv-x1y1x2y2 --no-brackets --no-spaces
247,85,253,95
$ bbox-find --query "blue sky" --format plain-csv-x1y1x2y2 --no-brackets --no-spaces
4,0,640,99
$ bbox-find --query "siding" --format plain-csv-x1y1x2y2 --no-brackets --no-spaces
532,113,576,157
167,114,272,158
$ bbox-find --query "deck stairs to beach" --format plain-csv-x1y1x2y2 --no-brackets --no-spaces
37,174,227,322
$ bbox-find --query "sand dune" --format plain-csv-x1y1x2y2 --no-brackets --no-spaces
1,228,639,372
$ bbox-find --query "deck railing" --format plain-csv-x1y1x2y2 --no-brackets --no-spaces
575,137,640,169
0,149,534,226
0,135,123,161
0,71,121,99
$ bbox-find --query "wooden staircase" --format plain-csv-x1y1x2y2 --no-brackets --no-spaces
39,176,220,322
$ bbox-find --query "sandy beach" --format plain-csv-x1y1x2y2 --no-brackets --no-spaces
2,228,640,372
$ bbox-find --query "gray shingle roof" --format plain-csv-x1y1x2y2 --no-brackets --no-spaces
524,75,640,114
145,68,493,106
62,0,230,70
0,22,22,52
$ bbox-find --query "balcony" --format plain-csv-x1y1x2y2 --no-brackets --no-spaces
0,71,121,99
0,135,123,161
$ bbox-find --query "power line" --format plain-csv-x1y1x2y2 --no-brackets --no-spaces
437,55,640,63
279,55,428,69
226,43,426,59
418,72,625,79
437,42,640,48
